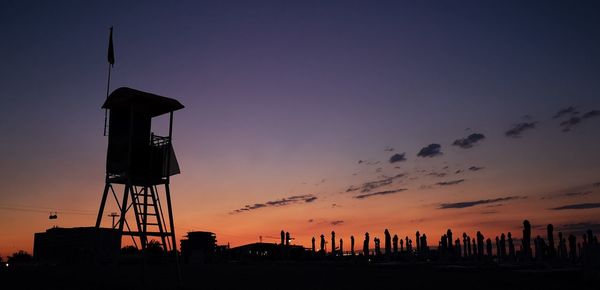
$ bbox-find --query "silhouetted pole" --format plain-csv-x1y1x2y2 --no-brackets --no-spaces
340,238,343,256
351,235,355,256
500,233,507,261
331,231,336,256
568,234,577,262
508,232,515,260
312,237,316,252
455,239,461,258
447,229,453,254
462,233,468,258
374,237,381,256
476,231,484,260
320,234,325,253
522,220,532,261
400,237,404,253
486,238,493,258
558,232,567,259
547,224,555,258
416,231,421,253
384,229,391,257
495,236,500,260
280,230,285,246
466,235,472,257
104,26,115,136
363,232,370,256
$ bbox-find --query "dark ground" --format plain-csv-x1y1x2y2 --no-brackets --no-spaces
1,261,598,290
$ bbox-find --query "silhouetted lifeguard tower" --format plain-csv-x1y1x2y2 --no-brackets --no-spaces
95,87,184,252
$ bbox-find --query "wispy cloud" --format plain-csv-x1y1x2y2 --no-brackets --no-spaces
384,146,395,152
358,160,380,165
552,106,577,119
231,194,318,214
331,220,344,226
557,222,600,234
436,179,465,186
559,110,599,132
346,174,405,193
439,196,523,209
417,144,442,157
468,166,484,171
540,182,599,200
550,203,600,210
354,188,407,199
452,133,486,149
505,122,537,138
427,172,447,178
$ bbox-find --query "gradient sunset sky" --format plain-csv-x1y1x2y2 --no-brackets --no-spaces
1,0,600,255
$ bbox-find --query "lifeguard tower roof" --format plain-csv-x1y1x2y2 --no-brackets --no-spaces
102,87,184,117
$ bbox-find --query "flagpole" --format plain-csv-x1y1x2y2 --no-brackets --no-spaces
104,62,111,136
104,26,114,136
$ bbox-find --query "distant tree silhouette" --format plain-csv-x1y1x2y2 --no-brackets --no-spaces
8,250,33,264
374,237,381,256
312,237,316,252
363,232,370,256
320,234,325,252
472,237,477,257
281,230,285,246
340,238,344,256
351,235,355,256
285,232,290,246
421,234,428,254
393,234,399,254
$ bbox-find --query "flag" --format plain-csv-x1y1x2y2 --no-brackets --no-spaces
107,27,115,67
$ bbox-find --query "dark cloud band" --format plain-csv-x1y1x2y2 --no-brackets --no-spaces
439,196,522,209
354,188,407,199
231,194,317,214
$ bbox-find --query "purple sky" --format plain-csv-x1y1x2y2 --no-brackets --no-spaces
1,0,600,254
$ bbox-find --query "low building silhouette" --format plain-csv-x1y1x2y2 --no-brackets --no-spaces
33,227,120,264
180,231,217,263
229,242,305,261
